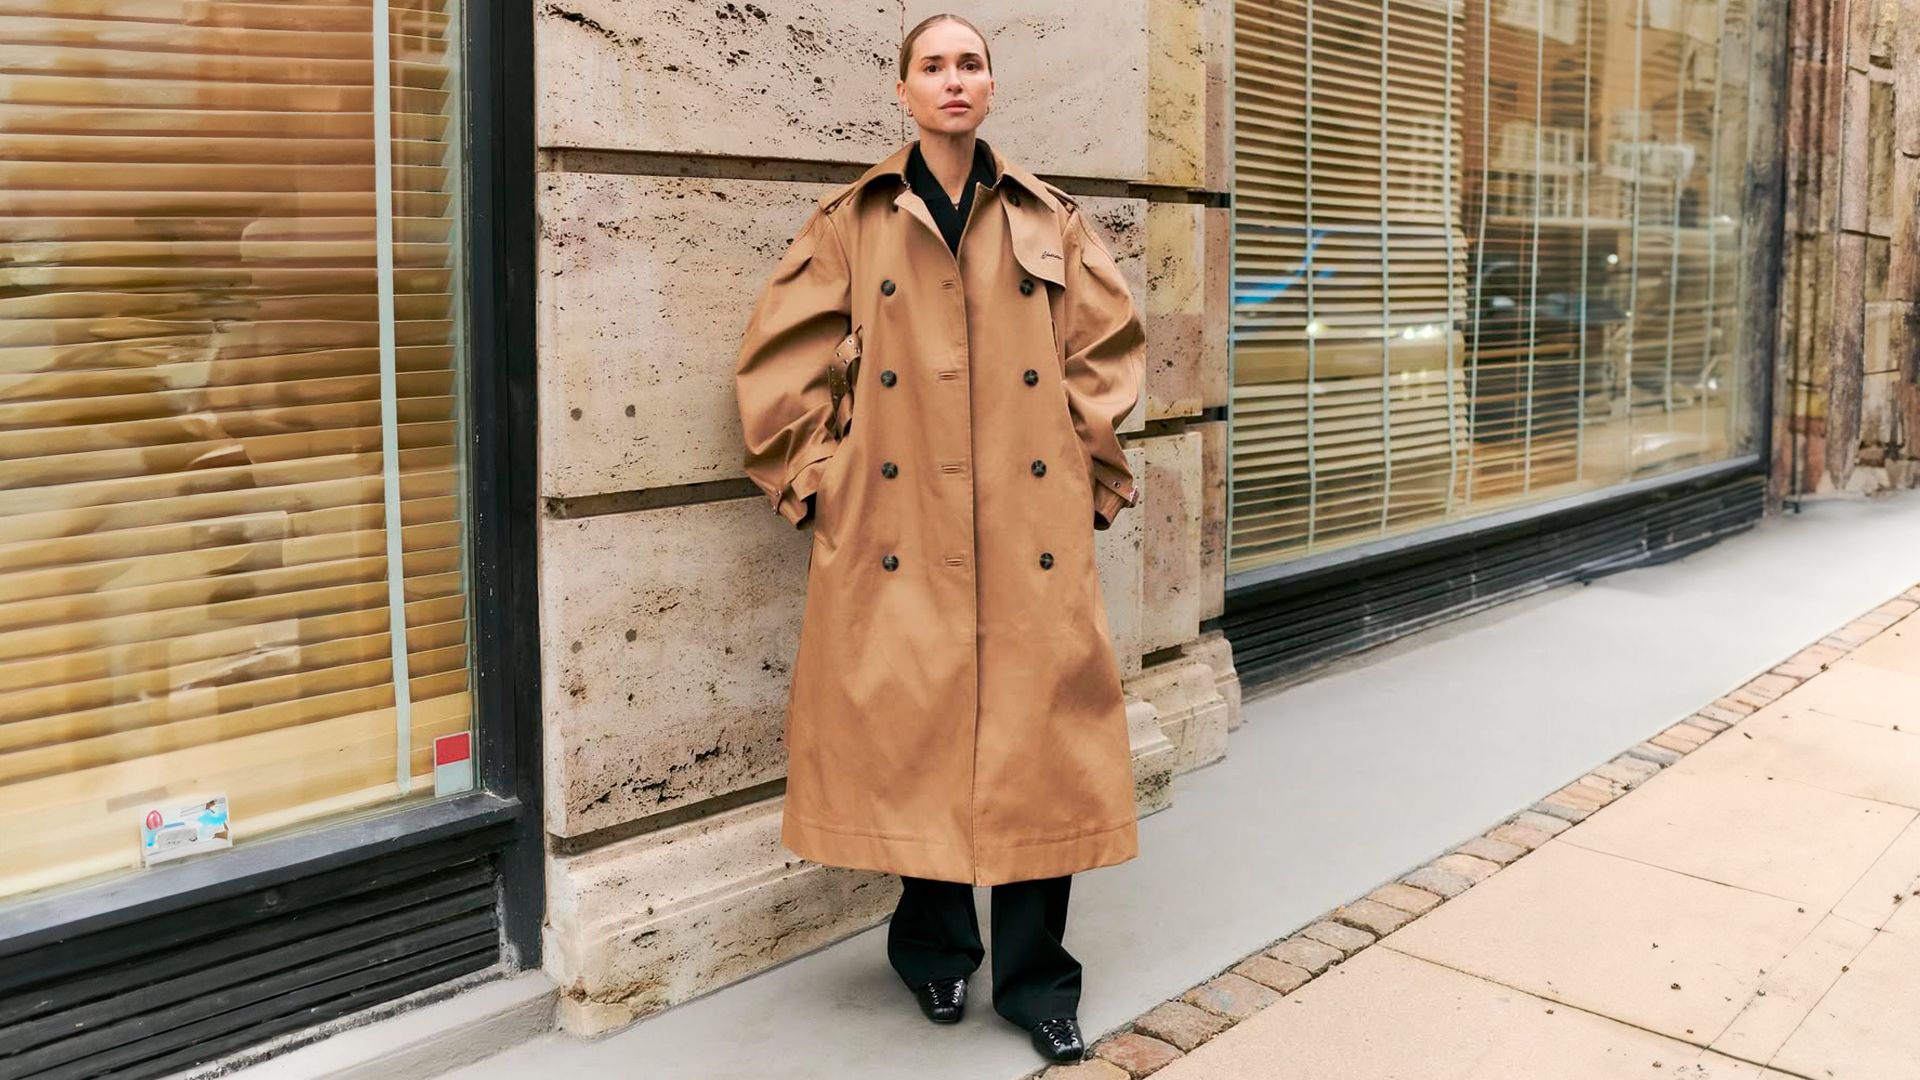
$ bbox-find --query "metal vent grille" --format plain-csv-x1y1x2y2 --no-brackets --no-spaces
1219,468,1766,691
0,843,500,1080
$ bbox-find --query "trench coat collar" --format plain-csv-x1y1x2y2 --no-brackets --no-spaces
841,138,1071,287
844,138,1065,217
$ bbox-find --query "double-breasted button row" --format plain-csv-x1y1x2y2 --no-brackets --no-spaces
870,260,1045,577
881,551,1053,571
880,275,1034,297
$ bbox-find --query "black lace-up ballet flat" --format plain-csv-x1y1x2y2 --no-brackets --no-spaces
1028,1016,1086,1063
912,976,967,1023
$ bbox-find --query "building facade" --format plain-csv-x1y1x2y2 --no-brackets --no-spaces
0,0,1913,1073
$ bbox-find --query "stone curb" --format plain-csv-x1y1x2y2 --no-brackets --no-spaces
1030,583,1920,1078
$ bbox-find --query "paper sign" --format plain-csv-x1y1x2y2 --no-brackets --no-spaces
434,732,474,796
139,794,232,867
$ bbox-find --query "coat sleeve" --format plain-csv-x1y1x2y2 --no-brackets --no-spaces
733,204,852,529
1059,204,1146,531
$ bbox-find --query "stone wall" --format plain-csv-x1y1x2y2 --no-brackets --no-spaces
534,0,1240,1034
1774,0,1920,497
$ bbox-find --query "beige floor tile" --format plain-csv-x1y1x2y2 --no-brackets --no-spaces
1554,769,1914,912
1380,842,1818,1045
1770,658,1920,731
1843,619,1920,676
1831,816,1920,930
1665,705,1920,810
1710,914,1877,1064
1151,945,1762,1080
1769,917,1920,1080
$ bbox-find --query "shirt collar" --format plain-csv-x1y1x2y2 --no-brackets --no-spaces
905,138,1000,200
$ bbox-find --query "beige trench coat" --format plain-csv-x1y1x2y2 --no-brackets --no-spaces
732,139,1145,885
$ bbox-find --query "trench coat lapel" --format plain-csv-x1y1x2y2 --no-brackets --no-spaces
891,186,947,258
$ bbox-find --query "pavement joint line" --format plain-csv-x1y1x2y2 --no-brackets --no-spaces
1549,835,1821,908
1756,769,1920,814
1363,942,1810,1080
1030,581,1920,1080
1696,842,1908,1059
1803,703,1920,738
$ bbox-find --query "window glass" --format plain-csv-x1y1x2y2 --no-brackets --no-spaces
1230,0,1755,569
0,0,472,902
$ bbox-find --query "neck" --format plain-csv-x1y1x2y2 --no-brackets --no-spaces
917,131,977,204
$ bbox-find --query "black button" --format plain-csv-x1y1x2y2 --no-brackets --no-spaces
881,461,898,478
1031,459,1046,476
1020,278,1035,296
882,554,899,571
881,279,896,296
880,369,896,387
1023,369,1039,385
1009,191,1022,207
1038,552,1054,570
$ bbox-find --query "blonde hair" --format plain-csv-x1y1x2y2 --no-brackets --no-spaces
898,14,992,81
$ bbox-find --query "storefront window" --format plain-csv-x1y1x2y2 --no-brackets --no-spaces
0,0,472,901
1229,0,1757,570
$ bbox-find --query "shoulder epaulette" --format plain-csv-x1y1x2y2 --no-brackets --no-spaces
817,176,870,215
1038,180,1080,215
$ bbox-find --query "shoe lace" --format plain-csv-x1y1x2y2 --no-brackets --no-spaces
1034,1017,1078,1039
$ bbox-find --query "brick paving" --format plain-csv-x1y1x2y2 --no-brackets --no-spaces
1027,585,1920,1079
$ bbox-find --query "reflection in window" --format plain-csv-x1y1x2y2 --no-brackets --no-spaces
0,0,473,902
1229,0,1754,570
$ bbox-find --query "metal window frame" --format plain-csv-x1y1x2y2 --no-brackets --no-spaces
0,0,543,971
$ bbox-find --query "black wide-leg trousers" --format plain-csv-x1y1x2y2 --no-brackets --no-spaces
886,873,1080,1028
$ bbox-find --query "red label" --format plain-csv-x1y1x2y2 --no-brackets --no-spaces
145,810,163,831
434,732,472,766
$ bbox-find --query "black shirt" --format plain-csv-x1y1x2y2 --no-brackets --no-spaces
905,138,999,255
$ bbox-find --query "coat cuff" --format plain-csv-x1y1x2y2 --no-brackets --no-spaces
775,452,834,528
1092,481,1137,531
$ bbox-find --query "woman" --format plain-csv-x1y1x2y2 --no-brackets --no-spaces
732,13,1146,1066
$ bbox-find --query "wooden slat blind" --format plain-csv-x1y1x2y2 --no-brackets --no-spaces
0,0,472,900
1229,0,1750,572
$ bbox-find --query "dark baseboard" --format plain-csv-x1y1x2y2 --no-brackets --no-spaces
1216,463,1768,693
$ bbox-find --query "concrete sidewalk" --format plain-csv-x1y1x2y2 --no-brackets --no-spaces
442,493,1920,1080
1140,588,1920,1080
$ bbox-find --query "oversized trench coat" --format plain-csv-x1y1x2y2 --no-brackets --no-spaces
732,139,1145,886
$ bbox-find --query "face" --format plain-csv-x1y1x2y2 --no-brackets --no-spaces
896,20,993,136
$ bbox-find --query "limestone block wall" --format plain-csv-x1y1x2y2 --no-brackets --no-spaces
534,0,1238,1035
1774,0,1920,497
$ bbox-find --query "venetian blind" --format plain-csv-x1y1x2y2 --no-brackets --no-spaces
1229,0,1749,573
0,0,472,899
1231,0,1470,569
